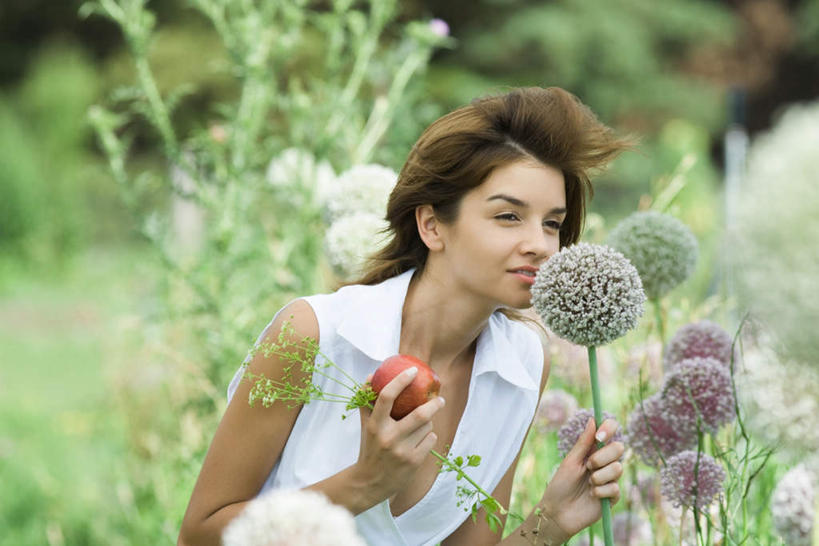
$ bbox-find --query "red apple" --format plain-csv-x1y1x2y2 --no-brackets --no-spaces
370,354,441,420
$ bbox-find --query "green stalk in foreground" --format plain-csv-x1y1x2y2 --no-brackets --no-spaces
588,346,614,546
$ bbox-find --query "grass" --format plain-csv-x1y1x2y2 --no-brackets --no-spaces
0,244,158,545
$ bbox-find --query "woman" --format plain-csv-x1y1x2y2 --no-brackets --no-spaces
179,86,631,545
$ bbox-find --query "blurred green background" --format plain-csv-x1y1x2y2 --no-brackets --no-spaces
1,0,818,544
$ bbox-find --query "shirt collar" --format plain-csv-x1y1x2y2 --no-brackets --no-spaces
336,267,538,392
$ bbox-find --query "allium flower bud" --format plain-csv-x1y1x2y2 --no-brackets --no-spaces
222,488,366,546
661,357,735,434
771,464,816,546
660,451,726,510
626,393,697,467
557,408,623,456
535,389,579,433
607,211,698,300
664,320,734,370
530,243,646,347
322,164,397,223
324,212,389,280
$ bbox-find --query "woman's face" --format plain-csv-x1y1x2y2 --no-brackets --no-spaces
437,158,567,310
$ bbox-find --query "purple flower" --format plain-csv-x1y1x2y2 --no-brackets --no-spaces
625,394,697,467
664,320,734,370
557,408,623,456
428,18,450,37
535,389,579,433
660,450,726,510
661,357,736,434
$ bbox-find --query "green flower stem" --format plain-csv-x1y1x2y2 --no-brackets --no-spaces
587,346,615,546
652,298,665,347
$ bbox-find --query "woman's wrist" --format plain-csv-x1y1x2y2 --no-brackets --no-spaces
303,463,381,516
534,502,571,545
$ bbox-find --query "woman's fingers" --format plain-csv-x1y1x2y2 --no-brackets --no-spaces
396,396,445,432
593,418,620,444
371,366,419,422
586,441,625,470
591,482,620,503
589,461,623,486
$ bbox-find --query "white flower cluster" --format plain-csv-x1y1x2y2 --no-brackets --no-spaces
771,464,816,546
738,339,819,473
222,488,366,546
731,100,819,364
324,211,390,280
530,243,646,347
321,164,397,280
322,164,397,223
266,147,336,208
607,211,698,301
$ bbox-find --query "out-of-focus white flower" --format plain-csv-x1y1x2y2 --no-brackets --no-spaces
771,464,816,546
266,147,336,206
612,511,653,546
730,100,819,364
324,211,390,280
530,243,646,347
221,488,366,546
607,211,698,301
322,163,397,223
738,337,819,473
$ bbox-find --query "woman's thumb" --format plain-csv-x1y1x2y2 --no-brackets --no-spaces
566,417,597,463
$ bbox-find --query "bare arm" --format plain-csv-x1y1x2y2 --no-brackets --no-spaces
178,299,329,545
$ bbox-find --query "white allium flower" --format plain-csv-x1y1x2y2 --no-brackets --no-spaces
222,488,366,546
322,163,397,223
530,243,646,347
324,211,390,280
730,101,819,364
266,147,336,206
771,464,816,546
738,337,819,473
607,211,698,300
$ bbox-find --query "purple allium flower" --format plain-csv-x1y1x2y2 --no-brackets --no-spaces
557,408,623,456
625,393,697,467
531,243,646,347
612,511,653,546
661,357,736,434
771,465,816,546
222,488,366,546
664,320,734,370
535,389,579,433
428,18,450,37
607,211,698,300
660,450,726,510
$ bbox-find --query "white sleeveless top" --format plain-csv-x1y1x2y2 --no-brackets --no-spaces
226,267,544,546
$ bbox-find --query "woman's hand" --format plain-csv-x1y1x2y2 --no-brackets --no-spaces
539,417,625,541
352,367,445,505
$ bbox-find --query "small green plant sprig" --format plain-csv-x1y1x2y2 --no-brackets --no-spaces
241,317,376,416
241,318,517,534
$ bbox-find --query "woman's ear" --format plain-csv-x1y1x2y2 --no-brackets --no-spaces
416,204,445,252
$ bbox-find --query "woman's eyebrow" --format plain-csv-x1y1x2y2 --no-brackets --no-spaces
486,193,566,214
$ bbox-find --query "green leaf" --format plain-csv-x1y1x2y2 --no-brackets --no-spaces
467,454,481,467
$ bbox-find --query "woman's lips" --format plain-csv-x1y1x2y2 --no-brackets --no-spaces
510,271,536,285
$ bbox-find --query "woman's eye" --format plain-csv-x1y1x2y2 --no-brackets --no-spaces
496,213,519,221
544,220,562,230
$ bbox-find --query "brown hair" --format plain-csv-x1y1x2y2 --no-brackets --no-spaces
335,86,633,330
